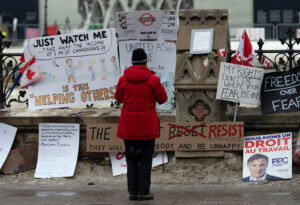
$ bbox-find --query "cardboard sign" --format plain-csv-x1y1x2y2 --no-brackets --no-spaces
216,62,264,105
34,123,80,178
0,123,17,169
23,29,120,110
261,66,300,114
86,122,244,152
109,152,168,176
243,133,292,181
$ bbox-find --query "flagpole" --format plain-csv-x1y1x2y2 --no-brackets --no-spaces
6,56,35,100
233,25,246,122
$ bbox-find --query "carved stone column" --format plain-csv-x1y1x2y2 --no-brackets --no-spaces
174,9,230,158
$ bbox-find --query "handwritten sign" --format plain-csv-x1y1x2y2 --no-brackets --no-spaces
34,123,79,178
117,10,177,113
261,66,300,114
118,40,176,112
243,133,292,181
216,62,264,105
0,123,17,169
86,122,244,152
23,29,120,110
109,152,168,176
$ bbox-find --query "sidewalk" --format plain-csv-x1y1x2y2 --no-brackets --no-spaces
0,183,300,205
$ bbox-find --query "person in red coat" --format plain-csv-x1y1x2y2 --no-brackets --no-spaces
115,48,167,201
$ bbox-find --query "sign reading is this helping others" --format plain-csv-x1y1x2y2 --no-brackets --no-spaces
23,29,120,110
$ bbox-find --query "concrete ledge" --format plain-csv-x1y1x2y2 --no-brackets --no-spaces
0,108,175,158
0,108,176,126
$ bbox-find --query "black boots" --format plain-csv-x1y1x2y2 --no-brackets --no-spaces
129,193,154,201
138,193,154,201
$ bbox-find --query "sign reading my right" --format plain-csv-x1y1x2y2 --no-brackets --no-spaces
216,62,264,105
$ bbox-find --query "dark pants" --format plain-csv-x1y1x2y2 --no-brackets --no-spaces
124,139,155,195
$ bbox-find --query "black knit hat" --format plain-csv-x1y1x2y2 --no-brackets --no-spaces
131,48,148,64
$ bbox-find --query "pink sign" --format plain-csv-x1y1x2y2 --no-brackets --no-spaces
26,28,40,39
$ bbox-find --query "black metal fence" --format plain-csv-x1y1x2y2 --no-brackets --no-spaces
2,27,300,109
228,27,300,71
0,31,26,109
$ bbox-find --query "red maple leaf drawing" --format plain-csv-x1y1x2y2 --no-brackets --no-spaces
26,69,35,80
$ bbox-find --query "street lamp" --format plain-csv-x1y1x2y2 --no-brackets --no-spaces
44,0,48,36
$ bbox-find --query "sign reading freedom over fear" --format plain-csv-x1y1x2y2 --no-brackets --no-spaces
216,62,264,105
86,122,244,152
261,66,300,114
23,29,120,110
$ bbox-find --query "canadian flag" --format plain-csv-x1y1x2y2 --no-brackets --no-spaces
20,56,40,88
231,30,257,67
260,56,270,69
217,48,227,57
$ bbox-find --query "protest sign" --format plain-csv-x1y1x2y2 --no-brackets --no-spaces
243,132,292,182
109,152,168,176
86,122,244,152
261,66,300,114
117,10,177,42
294,129,300,166
216,62,264,105
34,123,79,178
117,10,177,112
23,29,120,110
0,123,17,169
118,41,176,73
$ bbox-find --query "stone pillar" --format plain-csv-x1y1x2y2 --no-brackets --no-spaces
174,9,230,158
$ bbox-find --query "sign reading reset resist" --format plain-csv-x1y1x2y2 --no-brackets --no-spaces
86,122,244,152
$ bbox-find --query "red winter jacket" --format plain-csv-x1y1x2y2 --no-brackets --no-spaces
115,65,167,140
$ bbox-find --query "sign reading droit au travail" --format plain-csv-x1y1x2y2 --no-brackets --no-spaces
243,132,292,182
216,62,264,105
261,66,300,114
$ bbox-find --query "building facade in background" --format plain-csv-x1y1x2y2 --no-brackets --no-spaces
0,0,299,41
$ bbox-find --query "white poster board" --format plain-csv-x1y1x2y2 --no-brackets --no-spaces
117,10,177,42
243,132,292,182
216,62,264,105
118,41,176,74
190,29,214,54
34,123,80,178
117,10,177,112
23,29,120,110
0,123,17,169
109,152,168,176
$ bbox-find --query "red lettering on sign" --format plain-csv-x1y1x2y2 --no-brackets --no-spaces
168,123,207,140
116,152,125,160
208,124,243,138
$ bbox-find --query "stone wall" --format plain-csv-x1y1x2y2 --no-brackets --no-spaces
0,107,175,159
